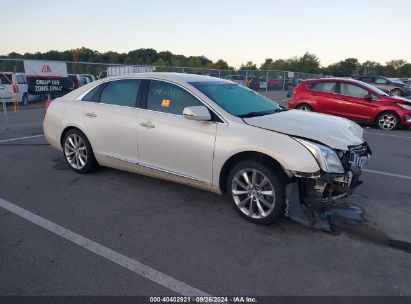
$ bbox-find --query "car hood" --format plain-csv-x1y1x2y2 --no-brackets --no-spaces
393,81,408,87
386,95,411,104
244,110,364,151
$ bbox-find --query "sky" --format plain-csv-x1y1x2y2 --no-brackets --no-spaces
2,0,411,68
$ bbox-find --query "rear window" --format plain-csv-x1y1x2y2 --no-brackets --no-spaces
307,81,337,93
0,74,12,84
99,80,141,107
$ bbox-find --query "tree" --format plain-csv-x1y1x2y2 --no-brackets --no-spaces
359,61,385,76
297,52,320,73
260,58,274,70
323,58,360,77
398,64,411,77
240,61,258,70
385,59,407,77
210,59,230,70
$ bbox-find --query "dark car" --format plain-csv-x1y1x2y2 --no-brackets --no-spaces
67,74,80,91
356,76,411,97
289,78,411,130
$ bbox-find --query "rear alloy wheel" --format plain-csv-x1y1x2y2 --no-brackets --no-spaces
377,112,399,130
63,129,97,173
391,89,403,97
296,104,313,112
227,161,285,225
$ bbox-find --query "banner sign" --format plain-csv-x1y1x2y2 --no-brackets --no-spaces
24,60,69,95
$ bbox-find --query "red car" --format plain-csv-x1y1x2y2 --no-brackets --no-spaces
289,78,411,130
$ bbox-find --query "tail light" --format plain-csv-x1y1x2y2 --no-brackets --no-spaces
293,83,304,96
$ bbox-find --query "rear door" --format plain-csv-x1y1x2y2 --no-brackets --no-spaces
82,79,142,163
307,81,338,114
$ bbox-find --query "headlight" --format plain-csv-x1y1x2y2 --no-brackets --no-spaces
398,103,411,110
293,138,345,173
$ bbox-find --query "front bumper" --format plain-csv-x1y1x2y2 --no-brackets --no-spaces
285,142,371,230
400,113,411,127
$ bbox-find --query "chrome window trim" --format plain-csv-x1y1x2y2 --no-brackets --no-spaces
76,76,229,125
308,81,379,100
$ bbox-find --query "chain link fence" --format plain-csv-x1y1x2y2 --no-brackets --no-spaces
0,58,322,130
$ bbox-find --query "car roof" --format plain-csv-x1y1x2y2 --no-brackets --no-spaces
105,72,229,83
63,73,232,101
304,77,369,86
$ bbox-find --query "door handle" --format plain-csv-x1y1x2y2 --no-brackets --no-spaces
85,112,97,118
139,121,155,129
311,93,317,96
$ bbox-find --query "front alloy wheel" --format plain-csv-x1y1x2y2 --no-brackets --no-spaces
232,169,276,219
377,112,399,130
228,161,285,225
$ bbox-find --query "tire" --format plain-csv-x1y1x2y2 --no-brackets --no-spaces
296,103,313,112
22,94,28,105
376,111,400,130
227,160,286,225
63,129,98,174
391,89,403,97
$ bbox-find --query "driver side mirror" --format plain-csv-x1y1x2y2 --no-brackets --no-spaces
183,106,211,121
364,94,373,102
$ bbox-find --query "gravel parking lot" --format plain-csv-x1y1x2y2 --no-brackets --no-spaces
1,92,411,297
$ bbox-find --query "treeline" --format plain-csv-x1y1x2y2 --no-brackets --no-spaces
258,54,411,77
2,48,411,77
1,47,234,70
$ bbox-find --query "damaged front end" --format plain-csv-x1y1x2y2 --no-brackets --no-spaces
285,141,372,231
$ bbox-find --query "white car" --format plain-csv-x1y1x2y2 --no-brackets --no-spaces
44,73,371,228
0,72,36,104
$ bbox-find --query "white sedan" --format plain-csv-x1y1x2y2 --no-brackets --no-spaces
44,73,371,228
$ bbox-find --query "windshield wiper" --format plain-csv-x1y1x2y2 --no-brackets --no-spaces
238,108,282,118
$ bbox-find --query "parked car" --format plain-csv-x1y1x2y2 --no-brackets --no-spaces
224,74,247,86
98,71,107,79
289,78,411,130
68,74,81,91
0,73,13,101
248,77,283,90
397,78,411,86
44,73,371,228
79,74,95,86
356,76,411,97
0,84,7,101
0,72,36,104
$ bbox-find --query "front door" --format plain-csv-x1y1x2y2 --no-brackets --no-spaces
333,82,377,122
137,80,217,184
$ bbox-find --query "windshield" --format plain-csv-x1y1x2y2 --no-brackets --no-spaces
190,81,281,117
